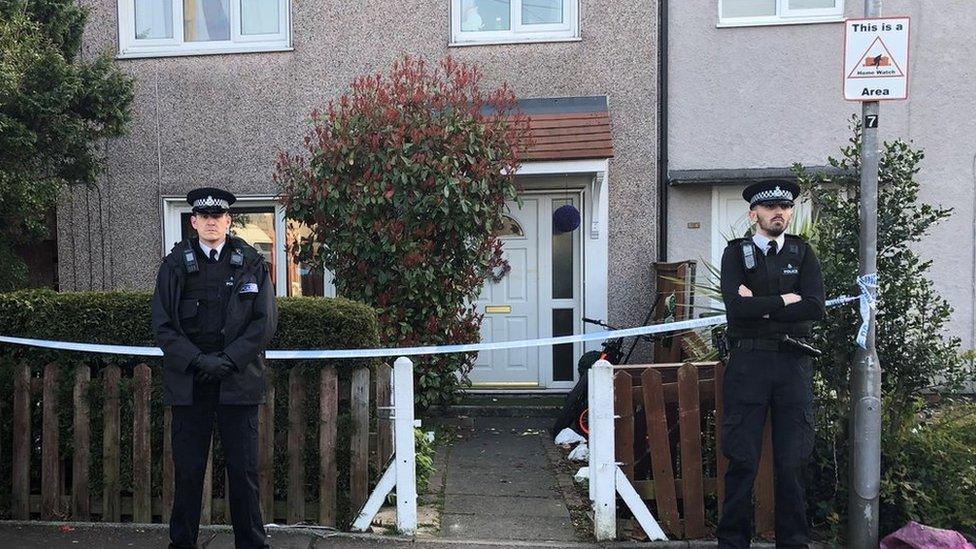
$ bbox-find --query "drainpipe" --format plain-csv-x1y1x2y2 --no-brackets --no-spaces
657,0,670,262
971,151,976,351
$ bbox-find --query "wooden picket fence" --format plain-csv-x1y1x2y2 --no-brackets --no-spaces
5,361,394,525
612,361,775,540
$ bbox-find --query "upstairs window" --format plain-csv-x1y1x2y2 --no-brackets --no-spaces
119,0,291,58
718,0,845,27
451,0,579,45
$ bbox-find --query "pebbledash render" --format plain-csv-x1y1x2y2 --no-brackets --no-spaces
664,0,976,352
62,1,972,387
61,1,659,390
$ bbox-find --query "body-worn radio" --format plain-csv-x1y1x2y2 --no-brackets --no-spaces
183,241,199,274
741,240,757,272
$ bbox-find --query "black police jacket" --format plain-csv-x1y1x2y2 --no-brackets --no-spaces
151,236,278,406
720,234,825,339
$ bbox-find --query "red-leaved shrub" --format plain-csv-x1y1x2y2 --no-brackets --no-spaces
276,55,529,405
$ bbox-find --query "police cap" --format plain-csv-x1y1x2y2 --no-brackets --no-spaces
742,179,800,208
187,187,236,214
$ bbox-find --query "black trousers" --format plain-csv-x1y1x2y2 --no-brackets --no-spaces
169,383,268,549
716,346,815,549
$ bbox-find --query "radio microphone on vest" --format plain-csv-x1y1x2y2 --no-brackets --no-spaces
741,240,757,272
183,241,199,274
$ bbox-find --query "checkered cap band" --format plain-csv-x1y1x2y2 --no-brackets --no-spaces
750,186,795,205
193,196,229,209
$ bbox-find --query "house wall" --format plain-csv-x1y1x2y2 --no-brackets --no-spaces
64,0,659,329
667,1,976,349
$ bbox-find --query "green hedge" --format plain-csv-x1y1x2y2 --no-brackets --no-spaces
0,289,381,526
0,289,380,367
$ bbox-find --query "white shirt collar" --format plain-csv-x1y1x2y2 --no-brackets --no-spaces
752,233,785,255
198,239,226,259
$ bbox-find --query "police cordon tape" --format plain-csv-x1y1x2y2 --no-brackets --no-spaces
0,296,860,360
856,273,879,349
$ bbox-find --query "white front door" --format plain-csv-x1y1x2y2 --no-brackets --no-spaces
471,197,540,387
470,193,583,389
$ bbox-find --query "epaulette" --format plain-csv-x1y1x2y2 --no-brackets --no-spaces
783,234,807,255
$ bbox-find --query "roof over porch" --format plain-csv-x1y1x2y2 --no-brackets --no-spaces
504,96,615,162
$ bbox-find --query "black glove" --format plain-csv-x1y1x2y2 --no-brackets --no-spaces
216,352,238,372
191,353,233,382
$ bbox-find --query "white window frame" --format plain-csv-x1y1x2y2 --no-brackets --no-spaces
717,0,845,28
450,0,580,46
118,0,292,59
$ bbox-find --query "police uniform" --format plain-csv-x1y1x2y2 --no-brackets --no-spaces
151,188,278,549
717,181,825,549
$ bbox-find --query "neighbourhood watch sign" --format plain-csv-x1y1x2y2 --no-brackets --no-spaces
844,17,910,101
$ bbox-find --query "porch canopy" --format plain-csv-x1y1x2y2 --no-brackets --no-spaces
498,95,615,161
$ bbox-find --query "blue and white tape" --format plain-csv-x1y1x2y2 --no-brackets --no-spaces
0,296,858,360
856,273,879,349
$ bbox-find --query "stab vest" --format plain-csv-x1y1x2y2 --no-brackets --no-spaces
179,241,235,353
727,234,814,339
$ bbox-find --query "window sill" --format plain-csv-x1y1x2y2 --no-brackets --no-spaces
116,44,293,60
717,16,844,28
449,36,582,47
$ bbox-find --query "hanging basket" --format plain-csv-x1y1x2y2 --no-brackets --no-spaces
553,204,581,233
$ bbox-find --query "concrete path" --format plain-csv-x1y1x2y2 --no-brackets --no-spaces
438,416,582,543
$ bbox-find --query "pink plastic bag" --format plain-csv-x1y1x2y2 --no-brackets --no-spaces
880,521,975,549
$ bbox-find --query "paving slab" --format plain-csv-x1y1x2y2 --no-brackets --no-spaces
452,434,546,447
443,494,571,518
445,471,556,497
464,417,552,430
440,512,579,541
439,416,580,543
448,453,549,469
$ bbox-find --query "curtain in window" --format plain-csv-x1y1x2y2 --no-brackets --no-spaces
461,0,512,32
722,0,776,18
184,0,230,41
522,0,563,25
241,0,280,35
134,0,173,39
789,0,837,8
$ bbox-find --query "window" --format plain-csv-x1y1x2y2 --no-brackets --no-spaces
718,0,844,27
451,0,579,45
493,215,526,237
164,197,333,297
119,0,291,58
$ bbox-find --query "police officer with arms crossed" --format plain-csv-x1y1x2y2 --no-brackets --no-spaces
717,180,825,549
152,187,278,549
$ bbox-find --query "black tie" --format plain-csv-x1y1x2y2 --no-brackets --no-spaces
209,249,218,262
767,240,778,256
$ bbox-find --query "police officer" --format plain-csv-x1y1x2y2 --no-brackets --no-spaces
717,180,825,548
152,187,277,549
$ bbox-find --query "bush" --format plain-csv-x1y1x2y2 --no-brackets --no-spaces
796,118,973,541
276,55,528,406
0,1,134,290
414,428,436,494
879,400,976,534
0,289,380,367
0,289,381,525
